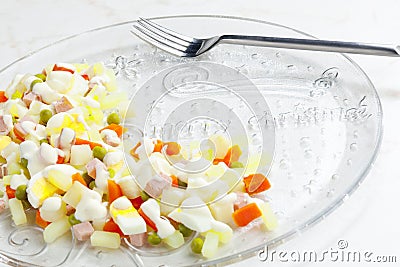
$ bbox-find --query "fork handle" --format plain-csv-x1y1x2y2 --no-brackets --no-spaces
220,35,400,57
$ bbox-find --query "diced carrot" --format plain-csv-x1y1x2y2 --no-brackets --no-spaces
170,175,178,187
0,91,8,102
223,145,242,167
130,141,141,161
5,185,15,199
232,203,262,227
13,127,25,142
165,142,180,156
53,64,74,74
107,179,123,204
35,210,50,228
153,140,163,153
74,138,102,150
56,155,65,164
138,208,158,231
243,174,271,195
72,173,87,187
81,74,89,81
213,158,224,165
130,196,144,209
103,219,124,236
99,124,124,138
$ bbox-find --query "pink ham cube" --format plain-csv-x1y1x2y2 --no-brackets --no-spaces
22,92,41,107
129,233,146,247
54,96,73,113
85,158,106,178
72,221,94,241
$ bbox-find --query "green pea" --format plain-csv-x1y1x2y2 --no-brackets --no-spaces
147,232,162,245
108,168,115,178
15,185,27,200
88,180,96,189
30,79,43,90
92,146,107,161
140,191,149,201
107,112,121,125
82,173,93,185
39,138,49,145
68,214,81,226
39,109,52,125
35,73,46,81
230,161,244,168
178,179,187,188
191,237,204,254
178,223,193,237
20,158,28,168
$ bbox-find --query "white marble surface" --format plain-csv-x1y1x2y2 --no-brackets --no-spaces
1,0,400,266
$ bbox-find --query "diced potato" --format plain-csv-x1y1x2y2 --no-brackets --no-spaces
62,182,84,208
115,176,140,199
47,169,72,191
90,231,120,249
163,230,184,248
9,198,27,226
39,196,67,222
43,216,70,243
259,202,278,231
201,231,219,258
70,145,93,166
92,218,106,231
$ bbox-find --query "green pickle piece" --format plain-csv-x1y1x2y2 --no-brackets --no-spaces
147,232,162,245
178,223,193,237
68,214,81,225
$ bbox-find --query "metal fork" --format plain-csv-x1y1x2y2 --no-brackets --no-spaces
131,18,400,58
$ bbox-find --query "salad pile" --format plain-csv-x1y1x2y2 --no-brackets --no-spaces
0,62,277,258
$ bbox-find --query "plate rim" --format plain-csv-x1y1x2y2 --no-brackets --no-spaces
0,14,383,267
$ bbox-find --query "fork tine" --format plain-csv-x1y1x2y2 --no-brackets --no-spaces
130,26,187,57
132,23,188,51
138,17,194,43
136,20,191,48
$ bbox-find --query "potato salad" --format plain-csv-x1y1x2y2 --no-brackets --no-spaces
0,62,277,258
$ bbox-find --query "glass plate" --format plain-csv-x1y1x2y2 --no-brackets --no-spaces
0,15,382,267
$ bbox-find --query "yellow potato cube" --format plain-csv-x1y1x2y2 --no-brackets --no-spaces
90,231,120,249
43,216,70,243
9,198,27,226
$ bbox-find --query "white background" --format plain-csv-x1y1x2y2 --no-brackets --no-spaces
1,1,399,266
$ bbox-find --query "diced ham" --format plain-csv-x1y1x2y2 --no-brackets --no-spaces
0,115,13,135
100,129,120,147
72,221,95,241
0,163,7,178
53,96,73,113
129,233,146,247
234,192,248,210
22,92,41,107
0,199,5,213
144,175,171,198
85,158,107,178
66,205,76,216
